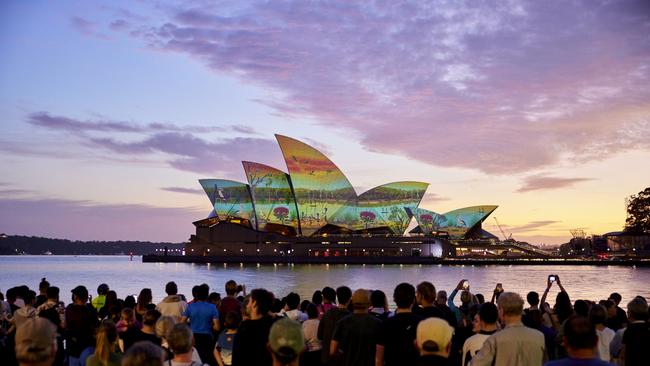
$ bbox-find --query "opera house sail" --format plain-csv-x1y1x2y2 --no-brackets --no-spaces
188,134,516,259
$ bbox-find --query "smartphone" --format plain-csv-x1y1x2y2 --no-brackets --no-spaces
496,283,503,291
548,275,557,283
462,280,469,290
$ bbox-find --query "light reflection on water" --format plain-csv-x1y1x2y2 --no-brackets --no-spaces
1,256,648,307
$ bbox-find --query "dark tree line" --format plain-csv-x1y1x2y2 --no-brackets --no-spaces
0,235,184,255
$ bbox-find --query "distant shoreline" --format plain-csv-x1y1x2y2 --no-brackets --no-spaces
142,254,650,267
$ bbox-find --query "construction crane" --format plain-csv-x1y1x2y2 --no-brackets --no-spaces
493,217,513,241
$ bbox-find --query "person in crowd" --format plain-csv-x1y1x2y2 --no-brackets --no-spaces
523,291,540,327
435,291,457,327
35,278,50,308
448,280,476,326
232,288,275,366
462,302,498,366
330,289,382,366
606,293,628,331
137,309,162,345
311,290,324,317
156,281,187,320
36,286,65,366
544,315,613,366
469,292,546,366
121,340,164,366
376,283,422,366
65,285,98,366
182,283,219,366
218,281,242,328
155,316,202,363
301,303,321,366
117,308,141,352
269,318,305,366
618,297,649,366
317,286,351,366
12,290,37,330
135,288,153,322
489,284,504,304
86,320,121,366
123,295,136,310
209,293,221,311
540,276,572,331
588,305,614,362
526,309,557,361
92,284,109,312
414,281,445,321
98,290,120,321
168,323,209,366
14,318,58,366
283,292,307,322
369,290,389,320
573,300,590,317
214,311,240,366
321,287,337,314
475,294,485,305
415,317,454,366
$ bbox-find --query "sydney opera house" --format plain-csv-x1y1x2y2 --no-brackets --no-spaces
187,135,543,259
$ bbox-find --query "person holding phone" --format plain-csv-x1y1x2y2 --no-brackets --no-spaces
540,274,573,333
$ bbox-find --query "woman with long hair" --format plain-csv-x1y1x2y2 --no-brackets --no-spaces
135,288,153,322
87,320,122,366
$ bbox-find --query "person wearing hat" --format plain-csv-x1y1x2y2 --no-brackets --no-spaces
15,317,58,366
268,318,305,366
65,285,99,366
330,289,381,366
415,317,454,366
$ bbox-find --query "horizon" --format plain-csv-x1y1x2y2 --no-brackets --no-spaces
1,1,649,245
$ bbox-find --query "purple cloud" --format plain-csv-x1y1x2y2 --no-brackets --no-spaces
27,111,232,134
131,0,650,174
517,175,593,193
87,132,283,175
109,19,130,31
70,16,95,35
0,197,203,242
160,187,204,195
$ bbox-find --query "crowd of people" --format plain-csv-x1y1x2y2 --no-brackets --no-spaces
0,275,648,366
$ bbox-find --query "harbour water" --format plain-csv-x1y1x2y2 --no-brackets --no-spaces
1,256,649,307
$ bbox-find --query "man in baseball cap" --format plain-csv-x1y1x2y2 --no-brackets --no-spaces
268,318,305,366
415,317,454,365
15,317,58,366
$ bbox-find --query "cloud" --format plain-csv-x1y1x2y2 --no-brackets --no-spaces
0,197,204,242
128,0,650,174
86,132,283,175
161,187,205,195
505,220,561,233
109,19,130,31
27,111,227,134
22,111,282,176
70,16,95,35
517,175,593,193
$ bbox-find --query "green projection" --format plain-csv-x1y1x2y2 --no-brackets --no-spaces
335,181,428,234
242,161,300,232
198,179,257,228
413,205,498,237
276,134,357,235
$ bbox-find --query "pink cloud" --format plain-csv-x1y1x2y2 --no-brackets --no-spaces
129,0,650,174
517,175,593,193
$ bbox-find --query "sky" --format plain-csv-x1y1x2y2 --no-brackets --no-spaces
1,0,649,245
